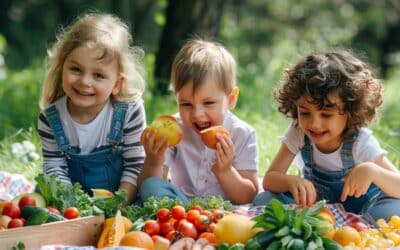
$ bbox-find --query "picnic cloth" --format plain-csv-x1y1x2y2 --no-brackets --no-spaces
0,171,34,201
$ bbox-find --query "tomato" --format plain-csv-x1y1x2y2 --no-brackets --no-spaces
144,219,161,236
199,232,216,244
8,218,24,228
194,214,210,231
47,206,61,215
171,205,186,220
2,202,21,219
160,221,175,236
190,205,203,211
212,209,224,222
186,209,200,224
156,208,171,223
18,196,36,209
178,220,197,239
166,230,181,242
63,207,79,219
200,210,213,221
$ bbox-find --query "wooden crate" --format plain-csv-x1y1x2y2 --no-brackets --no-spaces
0,215,104,250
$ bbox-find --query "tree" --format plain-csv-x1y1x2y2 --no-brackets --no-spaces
153,0,225,95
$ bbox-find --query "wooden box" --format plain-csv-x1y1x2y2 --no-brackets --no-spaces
0,215,104,250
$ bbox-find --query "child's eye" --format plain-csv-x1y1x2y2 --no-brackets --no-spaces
321,113,333,118
299,111,310,116
179,103,191,107
94,72,105,79
70,67,81,72
204,101,215,105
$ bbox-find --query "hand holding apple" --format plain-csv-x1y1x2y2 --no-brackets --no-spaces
200,126,230,149
147,116,183,147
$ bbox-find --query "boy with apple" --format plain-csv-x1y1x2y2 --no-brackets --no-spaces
136,39,259,205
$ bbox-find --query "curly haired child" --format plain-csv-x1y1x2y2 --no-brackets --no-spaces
254,49,400,221
37,13,146,203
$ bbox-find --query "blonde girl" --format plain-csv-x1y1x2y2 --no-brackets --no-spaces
38,13,146,203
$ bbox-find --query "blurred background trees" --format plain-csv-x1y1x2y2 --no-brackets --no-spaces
1,0,400,174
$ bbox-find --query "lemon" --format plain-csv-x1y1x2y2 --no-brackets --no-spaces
333,226,361,246
214,213,261,245
91,188,113,199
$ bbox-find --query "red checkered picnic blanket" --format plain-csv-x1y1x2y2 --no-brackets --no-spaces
0,171,34,201
233,203,370,228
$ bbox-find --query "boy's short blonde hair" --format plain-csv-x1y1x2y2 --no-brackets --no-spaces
40,13,145,108
171,39,236,94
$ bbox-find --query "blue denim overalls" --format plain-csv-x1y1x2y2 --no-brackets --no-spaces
301,131,381,214
254,131,382,214
44,102,128,194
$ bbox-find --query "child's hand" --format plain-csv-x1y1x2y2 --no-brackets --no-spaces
140,128,168,166
288,176,316,207
212,133,234,174
340,162,376,202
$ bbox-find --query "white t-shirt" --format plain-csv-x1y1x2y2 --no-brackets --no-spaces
165,111,258,200
281,123,387,171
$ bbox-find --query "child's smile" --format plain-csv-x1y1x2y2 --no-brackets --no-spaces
297,94,348,153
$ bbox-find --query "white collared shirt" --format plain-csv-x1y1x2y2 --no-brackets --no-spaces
165,111,258,200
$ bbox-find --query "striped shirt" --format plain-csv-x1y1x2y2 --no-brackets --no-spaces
37,96,146,187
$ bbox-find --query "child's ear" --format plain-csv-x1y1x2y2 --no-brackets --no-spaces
112,73,126,96
228,87,239,109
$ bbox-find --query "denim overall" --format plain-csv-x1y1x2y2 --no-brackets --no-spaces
301,131,381,214
44,102,128,195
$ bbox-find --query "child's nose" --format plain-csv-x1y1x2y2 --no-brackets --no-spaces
192,106,205,118
80,74,93,87
310,115,322,129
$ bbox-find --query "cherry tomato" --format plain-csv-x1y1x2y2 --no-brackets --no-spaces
166,230,181,242
63,207,79,219
212,209,224,222
18,196,36,209
190,205,203,211
178,220,197,239
160,221,175,236
200,210,213,221
186,209,200,224
199,232,216,244
208,222,216,233
8,218,24,228
194,214,210,231
144,219,161,236
171,205,186,220
2,202,21,219
47,206,61,215
156,208,171,223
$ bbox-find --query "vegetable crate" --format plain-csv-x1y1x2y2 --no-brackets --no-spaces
0,215,104,250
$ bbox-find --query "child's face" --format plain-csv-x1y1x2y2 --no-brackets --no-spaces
297,93,348,153
175,80,238,134
62,45,121,119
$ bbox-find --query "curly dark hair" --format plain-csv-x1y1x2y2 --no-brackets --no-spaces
274,49,383,131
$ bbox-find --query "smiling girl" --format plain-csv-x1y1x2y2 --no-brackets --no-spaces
253,50,400,222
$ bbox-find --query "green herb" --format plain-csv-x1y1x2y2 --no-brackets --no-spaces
92,189,127,218
11,242,25,250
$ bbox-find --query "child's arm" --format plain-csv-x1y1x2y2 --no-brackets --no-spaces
341,156,400,201
136,128,169,188
119,181,138,204
263,143,317,207
212,134,258,204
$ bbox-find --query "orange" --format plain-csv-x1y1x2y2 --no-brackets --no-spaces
119,231,154,250
333,226,361,246
318,207,336,239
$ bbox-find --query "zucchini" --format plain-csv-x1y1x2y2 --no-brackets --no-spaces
46,211,65,222
245,230,276,250
21,205,43,219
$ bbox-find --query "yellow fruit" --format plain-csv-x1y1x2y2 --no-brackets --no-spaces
214,214,261,245
333,226,361,246
148,116,183,147
119,231,154,249
318,207,336,239
91,188,113,199
389,215,400,228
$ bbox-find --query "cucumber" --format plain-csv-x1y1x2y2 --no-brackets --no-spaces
245,230,276,250
21,205,42,219
46,212,65,223
25,207,49,226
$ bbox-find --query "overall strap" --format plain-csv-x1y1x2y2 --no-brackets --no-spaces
44,105,71,152
301,135,313,167
340,130,359,171
109,102,129,147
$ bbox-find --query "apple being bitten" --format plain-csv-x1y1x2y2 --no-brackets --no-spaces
200,126,230,149
148,115,183,146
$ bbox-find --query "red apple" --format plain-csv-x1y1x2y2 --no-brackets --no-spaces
148,116,183,146
200,126,230,149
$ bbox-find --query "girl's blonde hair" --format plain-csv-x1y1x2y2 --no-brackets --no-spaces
39,13,145,108
171,39,236,94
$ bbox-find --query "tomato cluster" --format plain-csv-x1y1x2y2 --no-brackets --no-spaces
0,195,80,230
143,205,224,244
